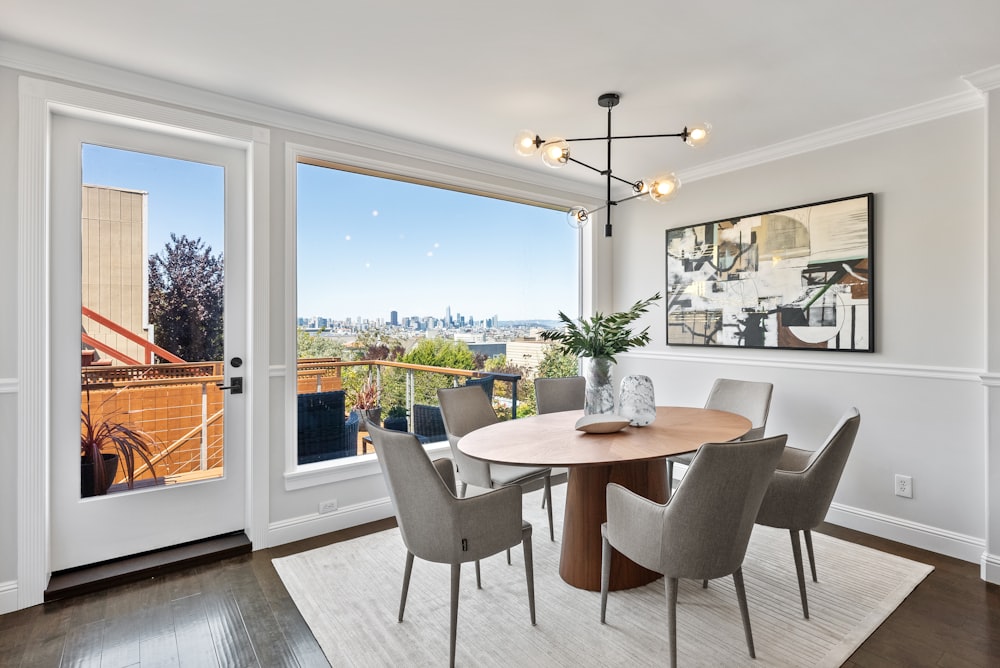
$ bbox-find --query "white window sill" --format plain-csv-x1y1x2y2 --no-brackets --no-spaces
283,441,451,490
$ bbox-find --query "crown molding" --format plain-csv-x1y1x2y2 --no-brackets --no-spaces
0,39,596,201
963,64,1000,92
679,90,985,184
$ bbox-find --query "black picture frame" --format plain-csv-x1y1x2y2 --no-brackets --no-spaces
665,193,874,351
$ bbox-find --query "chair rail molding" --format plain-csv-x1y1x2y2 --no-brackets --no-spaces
627,350,984,383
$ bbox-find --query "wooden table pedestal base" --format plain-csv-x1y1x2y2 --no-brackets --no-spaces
558,460,668,591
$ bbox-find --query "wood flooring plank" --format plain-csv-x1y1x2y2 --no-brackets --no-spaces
169,593,219,668
201,589,258,668
58,618,105,668
138,633,179,668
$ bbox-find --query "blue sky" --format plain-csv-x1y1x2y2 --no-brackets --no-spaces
81,145,578,322
83,144,225,257
296,164,578,322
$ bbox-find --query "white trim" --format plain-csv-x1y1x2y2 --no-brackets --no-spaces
679,91,984,184
284,443,450,491
627,349,984,383
964,64,1000,93
267,498,395,548
18,75,51,610
0,580,17,615
982,552,1000,584
16,75,266,610
826,502,984,564
0,378,17,393
269,364,286,377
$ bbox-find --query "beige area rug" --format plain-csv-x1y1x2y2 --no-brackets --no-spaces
273,486,932,667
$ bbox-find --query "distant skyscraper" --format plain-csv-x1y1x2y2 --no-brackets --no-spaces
390,310,398,326
445,305,452,326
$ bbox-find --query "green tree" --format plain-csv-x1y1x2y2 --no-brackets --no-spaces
537,344,580,379
401,338,475,403
484,355,534,418
148,234,223,362
297,328,345,359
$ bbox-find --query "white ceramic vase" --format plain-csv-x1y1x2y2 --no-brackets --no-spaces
619,374,656,426
582,356,616,415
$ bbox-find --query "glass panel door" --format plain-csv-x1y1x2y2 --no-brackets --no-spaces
51,113,247,571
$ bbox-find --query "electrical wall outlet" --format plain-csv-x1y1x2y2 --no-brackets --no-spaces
894,474,912,499
318,499,338,514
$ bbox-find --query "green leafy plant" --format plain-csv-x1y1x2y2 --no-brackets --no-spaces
81,397,160,495
386,404,408,420
540,293,662,363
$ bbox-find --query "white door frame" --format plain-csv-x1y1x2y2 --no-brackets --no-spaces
16,77,270,608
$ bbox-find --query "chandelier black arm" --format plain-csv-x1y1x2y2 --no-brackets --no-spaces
565,156,641,189
563,131,689,142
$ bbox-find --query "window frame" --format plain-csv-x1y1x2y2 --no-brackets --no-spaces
282,142,591,489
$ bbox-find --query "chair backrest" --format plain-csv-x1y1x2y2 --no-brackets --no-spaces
534,376,585,414
297,390,357,464
437,385,497,488
777,407,861,528
660,435,787,580
367,424,460,563
704,378,773,440
464,375,495,400
412,404,447,443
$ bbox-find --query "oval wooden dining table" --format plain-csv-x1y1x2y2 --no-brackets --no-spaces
458,406,751,591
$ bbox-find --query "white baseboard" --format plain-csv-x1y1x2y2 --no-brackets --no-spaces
981,552,1000,584
826,502,984,564
0,580,18,615
266,498,395,548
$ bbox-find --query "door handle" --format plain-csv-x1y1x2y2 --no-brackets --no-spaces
217,377,243,394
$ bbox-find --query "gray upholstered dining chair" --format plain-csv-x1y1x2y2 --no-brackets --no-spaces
367,424,536,668
756,407,861,619
534,376,586,415
438,385,555,541
601,435,787,668
533,376,585,510
666,378,774,489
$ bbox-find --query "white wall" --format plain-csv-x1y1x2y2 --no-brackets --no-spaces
612,111,987,559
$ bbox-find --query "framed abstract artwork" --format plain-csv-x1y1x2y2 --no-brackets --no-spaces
666,193,874,351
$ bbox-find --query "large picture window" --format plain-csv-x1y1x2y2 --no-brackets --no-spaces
294,159,578,464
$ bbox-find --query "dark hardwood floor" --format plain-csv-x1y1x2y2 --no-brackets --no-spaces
1,519,997,667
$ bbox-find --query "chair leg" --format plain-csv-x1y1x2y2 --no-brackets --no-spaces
667,459,674,490
458,480,467,498
475,560,481,589
804,529,817,582
733,567,755,659
449,563,461,668
702,579,708,589
790,529,809,619
600,533,612,623
666,576,679,668
398,551,414,622
506,548,511,565
544,476,554,541
522,528,536,625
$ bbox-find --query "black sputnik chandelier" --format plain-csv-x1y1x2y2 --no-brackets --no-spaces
514,92,710,237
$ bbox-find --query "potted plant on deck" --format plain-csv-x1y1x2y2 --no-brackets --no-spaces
81,399,160,497
541,293,661,415
351,373,381,430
